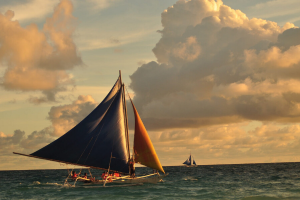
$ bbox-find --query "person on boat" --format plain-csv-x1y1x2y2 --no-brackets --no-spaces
113,172,121,177
129,159,135,177
82,173,87,179
71,171,78,179
101,171,108,179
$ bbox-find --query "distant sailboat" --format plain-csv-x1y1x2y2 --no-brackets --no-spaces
14,71,167,186
183,153,197,167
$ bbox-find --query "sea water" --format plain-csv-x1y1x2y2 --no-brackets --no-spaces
1,162,300,199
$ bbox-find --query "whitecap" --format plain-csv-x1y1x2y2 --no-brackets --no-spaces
46,182,64,187
33,181,41,185
183,176,198,181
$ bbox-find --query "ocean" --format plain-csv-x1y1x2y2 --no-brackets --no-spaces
1,162,300,199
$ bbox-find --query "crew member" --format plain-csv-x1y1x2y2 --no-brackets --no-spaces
71,171,78,179
129,159,135,177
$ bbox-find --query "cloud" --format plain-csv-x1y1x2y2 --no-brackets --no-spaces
28,86,73,104
0,130,25,147
137,61,147,66
129,0,300,130
114,48,123,53
247,0,300,20
77,29,154,51
0,128,56,165
0,0,58,22
172,36,201,62
20,127,55,150
150,122,300,164
110,38,121,44
0,129,55,150
48,95,98,136
0,94,97,159
8,99,16,104
0,130,26,156
0,0,82,102
245,45,300,68
85,0,120,10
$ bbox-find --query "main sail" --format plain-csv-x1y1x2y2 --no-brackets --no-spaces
183,155,192,165
28,77,129,173
183,154,196,165
130,101,165,173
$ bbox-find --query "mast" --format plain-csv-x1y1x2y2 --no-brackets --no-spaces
119,70,131,165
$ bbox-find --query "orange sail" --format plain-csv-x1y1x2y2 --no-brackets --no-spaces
131,101,165,173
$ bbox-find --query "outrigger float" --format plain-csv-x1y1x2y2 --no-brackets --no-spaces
14,71,167,186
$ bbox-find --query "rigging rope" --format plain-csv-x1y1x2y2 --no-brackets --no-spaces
64,136,94,186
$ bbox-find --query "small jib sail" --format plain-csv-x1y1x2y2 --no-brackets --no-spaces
183,154,197,166
13,71,165,176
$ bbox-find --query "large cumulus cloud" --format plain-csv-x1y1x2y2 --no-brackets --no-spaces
130,0,300,130
0,0,82,103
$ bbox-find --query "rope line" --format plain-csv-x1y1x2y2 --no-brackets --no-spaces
64,136,94,186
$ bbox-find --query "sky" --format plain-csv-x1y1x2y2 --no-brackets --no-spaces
0,0,300,170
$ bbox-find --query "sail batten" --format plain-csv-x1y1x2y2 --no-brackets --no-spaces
131,100,165,173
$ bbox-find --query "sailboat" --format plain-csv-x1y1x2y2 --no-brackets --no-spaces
13,71,166,186
183,153,197,167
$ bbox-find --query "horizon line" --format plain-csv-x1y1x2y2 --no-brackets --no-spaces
1,161,299,171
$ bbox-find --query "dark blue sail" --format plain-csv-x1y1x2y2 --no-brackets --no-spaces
193,160,196,165
30,77,129,173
